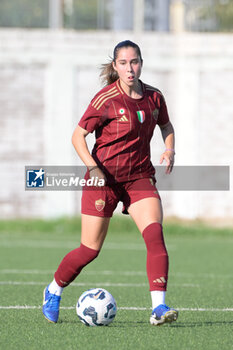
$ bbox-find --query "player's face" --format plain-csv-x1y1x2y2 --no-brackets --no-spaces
113,47,142,89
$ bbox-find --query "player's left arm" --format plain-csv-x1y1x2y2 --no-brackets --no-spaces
159,121,175,174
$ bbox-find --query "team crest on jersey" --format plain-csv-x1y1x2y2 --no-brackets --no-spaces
95,199,105,212
152,108,159,121
137,110,145,123
119,108,125,115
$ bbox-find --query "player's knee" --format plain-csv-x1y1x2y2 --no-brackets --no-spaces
79,243,100,266
142,222,167,255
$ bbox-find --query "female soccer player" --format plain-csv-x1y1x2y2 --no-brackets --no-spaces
43,40,178,326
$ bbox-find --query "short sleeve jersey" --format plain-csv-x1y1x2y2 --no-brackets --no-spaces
78,79,170,182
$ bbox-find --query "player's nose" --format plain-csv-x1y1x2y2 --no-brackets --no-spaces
127,63,133,72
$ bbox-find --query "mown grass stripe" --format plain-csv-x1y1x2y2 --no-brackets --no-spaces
0,240,176,251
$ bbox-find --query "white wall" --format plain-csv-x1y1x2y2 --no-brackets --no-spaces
0,30,232,221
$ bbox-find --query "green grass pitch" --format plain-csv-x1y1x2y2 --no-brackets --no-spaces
0,217,232,350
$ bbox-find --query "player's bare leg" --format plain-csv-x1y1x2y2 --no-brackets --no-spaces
128,197,178,326
128,197,163,232
81,214,110,250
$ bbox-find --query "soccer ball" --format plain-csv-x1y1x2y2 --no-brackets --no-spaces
76,288,117,326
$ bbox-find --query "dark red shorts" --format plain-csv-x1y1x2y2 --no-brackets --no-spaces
81,177,160,217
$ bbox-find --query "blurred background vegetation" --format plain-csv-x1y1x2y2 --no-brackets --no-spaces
0,0,232,32
0,0,49,28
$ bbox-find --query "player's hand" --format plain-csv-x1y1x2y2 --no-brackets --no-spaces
159,150,175,174
89,166,106,186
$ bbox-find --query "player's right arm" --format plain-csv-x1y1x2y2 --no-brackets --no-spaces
72,125,96,168
72,125,106,183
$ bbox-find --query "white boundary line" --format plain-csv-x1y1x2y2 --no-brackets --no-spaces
0,281,148,287
0,281,199,288
0,305,232,312
0,269,232,279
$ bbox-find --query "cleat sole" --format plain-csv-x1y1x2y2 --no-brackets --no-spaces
43,314,57,324
150,309,178,326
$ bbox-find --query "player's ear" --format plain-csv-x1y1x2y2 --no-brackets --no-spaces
112,60,117,71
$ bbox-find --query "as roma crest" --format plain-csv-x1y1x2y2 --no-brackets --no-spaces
95,199,105,211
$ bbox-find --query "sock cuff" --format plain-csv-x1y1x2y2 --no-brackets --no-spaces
80,243,100,257
142,222,162,239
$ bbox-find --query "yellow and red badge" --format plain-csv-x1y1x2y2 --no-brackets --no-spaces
95,199,105,212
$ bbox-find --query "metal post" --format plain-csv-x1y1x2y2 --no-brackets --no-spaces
133,0,144,32
97,0,105,29
157,0,170,32
49,0,63,29
112,0,134,30
170,0,185,33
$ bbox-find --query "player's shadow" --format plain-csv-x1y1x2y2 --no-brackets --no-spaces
169,320,233,328
59,319,233,328
109,319,233,328
59,319,148,327
112,321,148,327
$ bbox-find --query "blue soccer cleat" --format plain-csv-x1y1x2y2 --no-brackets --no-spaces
42,285,61,323
150,304,178,326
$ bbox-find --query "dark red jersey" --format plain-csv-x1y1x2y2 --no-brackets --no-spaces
78,79,170,182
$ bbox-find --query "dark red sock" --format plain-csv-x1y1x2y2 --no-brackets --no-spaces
54,243,99,287
142,222,169,291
